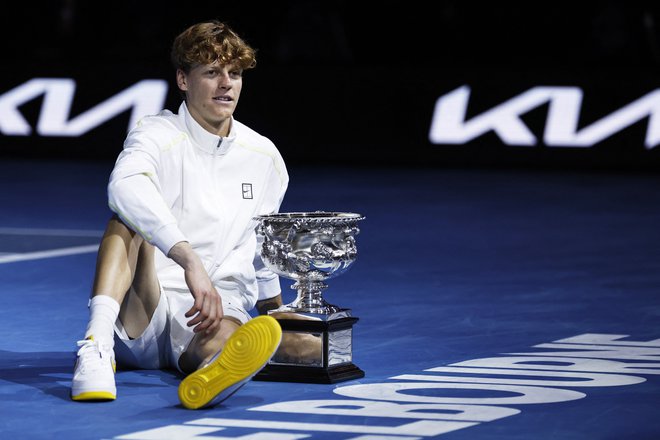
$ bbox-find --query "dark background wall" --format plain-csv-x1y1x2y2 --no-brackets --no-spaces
1,0,659,171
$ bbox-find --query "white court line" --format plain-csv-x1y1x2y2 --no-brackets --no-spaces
0,244,99,264
0,227,103,237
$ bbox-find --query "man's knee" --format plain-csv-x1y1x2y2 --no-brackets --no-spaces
105,215,142,245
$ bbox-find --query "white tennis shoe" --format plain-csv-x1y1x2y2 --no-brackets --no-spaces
71,337,117,401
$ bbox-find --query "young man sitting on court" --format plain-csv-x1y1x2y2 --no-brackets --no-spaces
70,20,289,409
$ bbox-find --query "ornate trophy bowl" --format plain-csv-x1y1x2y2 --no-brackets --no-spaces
255,211,365,317
253,211,366,384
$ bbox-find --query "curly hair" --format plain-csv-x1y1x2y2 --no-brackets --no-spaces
171,20,257,72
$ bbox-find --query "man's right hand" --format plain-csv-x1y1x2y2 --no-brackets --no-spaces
168,241,224,335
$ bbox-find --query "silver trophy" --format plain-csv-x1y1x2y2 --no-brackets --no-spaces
252,211,365,383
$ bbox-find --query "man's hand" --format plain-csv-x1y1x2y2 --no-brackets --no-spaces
168,241,223,335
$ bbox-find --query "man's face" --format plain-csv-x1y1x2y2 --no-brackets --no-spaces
176,60,243,136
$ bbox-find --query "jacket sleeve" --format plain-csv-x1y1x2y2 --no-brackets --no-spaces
253,233,282,300
254,148,290,300
107,122,187,256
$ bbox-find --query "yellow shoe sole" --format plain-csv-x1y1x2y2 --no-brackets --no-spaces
178,315,282,409
71,391,116,401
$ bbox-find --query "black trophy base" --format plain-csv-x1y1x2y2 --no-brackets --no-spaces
252,316,364,384
254,362,365,384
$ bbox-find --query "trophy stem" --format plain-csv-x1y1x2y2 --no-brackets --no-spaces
287,280,341,314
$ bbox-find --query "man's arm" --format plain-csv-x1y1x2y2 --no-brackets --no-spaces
168,241,223,335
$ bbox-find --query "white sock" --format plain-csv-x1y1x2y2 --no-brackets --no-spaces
85,295,120,349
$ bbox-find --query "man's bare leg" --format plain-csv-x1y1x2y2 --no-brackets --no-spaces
73,215,160,401
178,317,241,373
91,215,160,339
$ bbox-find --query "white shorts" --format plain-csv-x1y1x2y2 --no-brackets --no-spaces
113,285,252,372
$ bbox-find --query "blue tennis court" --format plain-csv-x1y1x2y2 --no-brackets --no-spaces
1,159,660,439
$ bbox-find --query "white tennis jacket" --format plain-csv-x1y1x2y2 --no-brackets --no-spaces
107,101,289,311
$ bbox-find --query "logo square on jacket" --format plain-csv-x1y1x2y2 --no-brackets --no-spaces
242,183,253,199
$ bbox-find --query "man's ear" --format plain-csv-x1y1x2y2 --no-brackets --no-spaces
176,69,188,92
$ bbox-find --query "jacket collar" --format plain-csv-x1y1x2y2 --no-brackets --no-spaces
179,101,236,155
